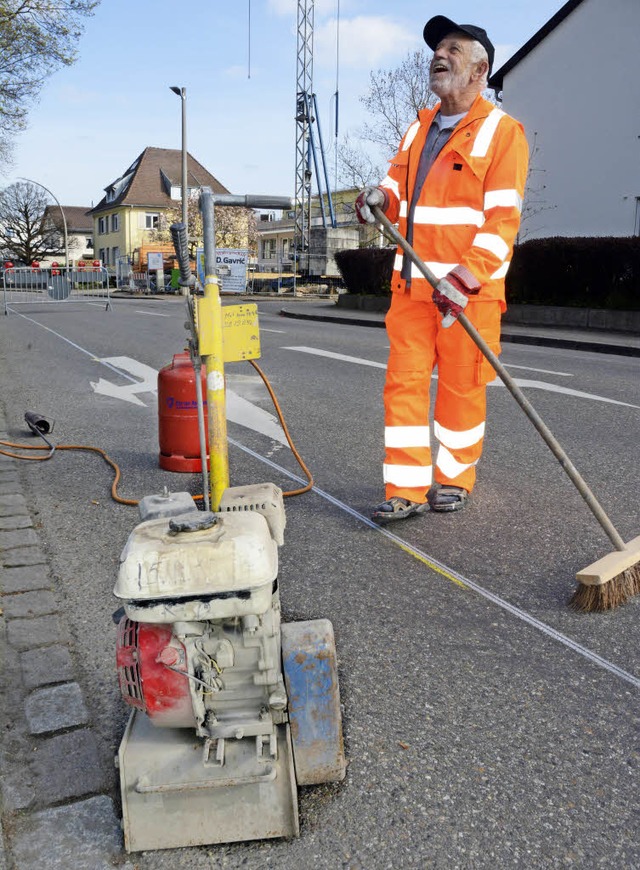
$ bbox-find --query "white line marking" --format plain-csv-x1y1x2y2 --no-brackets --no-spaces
261,328,286,333
282,346,577,376
134,310,172,317
284,346,639,408
229,436,640,691
283,346,573,377
501,363,573,377
284,346,386,369
486,378,640,408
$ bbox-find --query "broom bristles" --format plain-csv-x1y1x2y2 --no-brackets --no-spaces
570,563,640,612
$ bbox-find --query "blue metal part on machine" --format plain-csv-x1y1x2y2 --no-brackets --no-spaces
281,619,346,786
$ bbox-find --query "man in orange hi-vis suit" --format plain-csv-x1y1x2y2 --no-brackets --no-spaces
356,15,529,523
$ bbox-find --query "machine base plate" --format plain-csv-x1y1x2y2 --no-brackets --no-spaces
118,711,299,853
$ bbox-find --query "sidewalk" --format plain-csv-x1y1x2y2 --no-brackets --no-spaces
0,405,130,869
278,300,640,357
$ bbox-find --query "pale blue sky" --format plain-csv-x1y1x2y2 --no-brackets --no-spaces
2,0,566,208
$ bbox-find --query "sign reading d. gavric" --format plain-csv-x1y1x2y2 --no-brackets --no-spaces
197,248,248,294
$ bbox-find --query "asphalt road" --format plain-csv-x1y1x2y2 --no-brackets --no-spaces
0,295,638,868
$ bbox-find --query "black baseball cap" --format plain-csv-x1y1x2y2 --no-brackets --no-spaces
423,15,494,75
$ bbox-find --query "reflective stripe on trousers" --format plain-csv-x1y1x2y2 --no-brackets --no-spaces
383,293,502,502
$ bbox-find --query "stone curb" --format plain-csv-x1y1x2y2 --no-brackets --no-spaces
0,411,124,868
279,306,640,357
333,296,640,335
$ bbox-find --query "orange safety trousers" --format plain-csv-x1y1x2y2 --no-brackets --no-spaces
383,292,502,503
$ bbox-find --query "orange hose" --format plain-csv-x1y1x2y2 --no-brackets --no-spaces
249,359,314,497
0,441,141,505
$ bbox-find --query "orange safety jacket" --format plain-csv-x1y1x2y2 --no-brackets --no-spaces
379,93,529,308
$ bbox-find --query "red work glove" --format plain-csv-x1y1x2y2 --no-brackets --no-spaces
432,265,481,327
355,187,388,224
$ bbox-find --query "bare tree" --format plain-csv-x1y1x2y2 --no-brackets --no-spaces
337,49,436,195
516,132,557,243
358,49,437,156
215,206,258,254
0,0,99,164
0,181,66,263
337,133,385,190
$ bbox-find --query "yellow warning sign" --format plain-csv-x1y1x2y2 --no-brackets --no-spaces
197,299,261,362
222,304,261,362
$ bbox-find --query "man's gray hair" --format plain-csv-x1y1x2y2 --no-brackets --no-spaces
469,40,489,86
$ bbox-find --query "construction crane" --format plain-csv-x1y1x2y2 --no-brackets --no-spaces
294,0,336,277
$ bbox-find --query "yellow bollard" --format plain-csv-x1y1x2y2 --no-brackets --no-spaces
197,274,229,511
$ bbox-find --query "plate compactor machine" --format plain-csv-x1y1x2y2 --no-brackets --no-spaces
113,192,346,853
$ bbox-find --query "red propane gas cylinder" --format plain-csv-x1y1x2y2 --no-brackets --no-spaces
158,352,209,472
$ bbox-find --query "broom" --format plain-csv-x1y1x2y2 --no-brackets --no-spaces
373,205,640,612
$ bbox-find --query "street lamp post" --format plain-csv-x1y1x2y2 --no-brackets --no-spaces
20,177,69,276
170,86,188,232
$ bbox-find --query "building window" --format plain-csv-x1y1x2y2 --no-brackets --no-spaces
99,248,108,265
282,238,292,259
86,237,93,249
112,246,120,264
145,213,160,229
111,214,119,232
261,239,276,260
98,217,107,234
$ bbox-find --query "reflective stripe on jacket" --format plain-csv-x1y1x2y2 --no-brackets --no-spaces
379,94,529,308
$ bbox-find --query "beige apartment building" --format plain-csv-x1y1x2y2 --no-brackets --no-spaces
89,147,229,271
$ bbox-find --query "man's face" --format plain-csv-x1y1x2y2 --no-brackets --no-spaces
429,32,480,98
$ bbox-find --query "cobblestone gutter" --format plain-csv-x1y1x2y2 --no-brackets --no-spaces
0,404,132,870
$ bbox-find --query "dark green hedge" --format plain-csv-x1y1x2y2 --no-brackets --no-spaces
507,237,640,310
334,247,394,296
336,238,640,310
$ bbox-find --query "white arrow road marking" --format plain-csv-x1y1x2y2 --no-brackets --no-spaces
283,346,640,409
91,356,158,406
90,379,147,406
226,391,288,445
6,315,287,439
91,355,287,442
